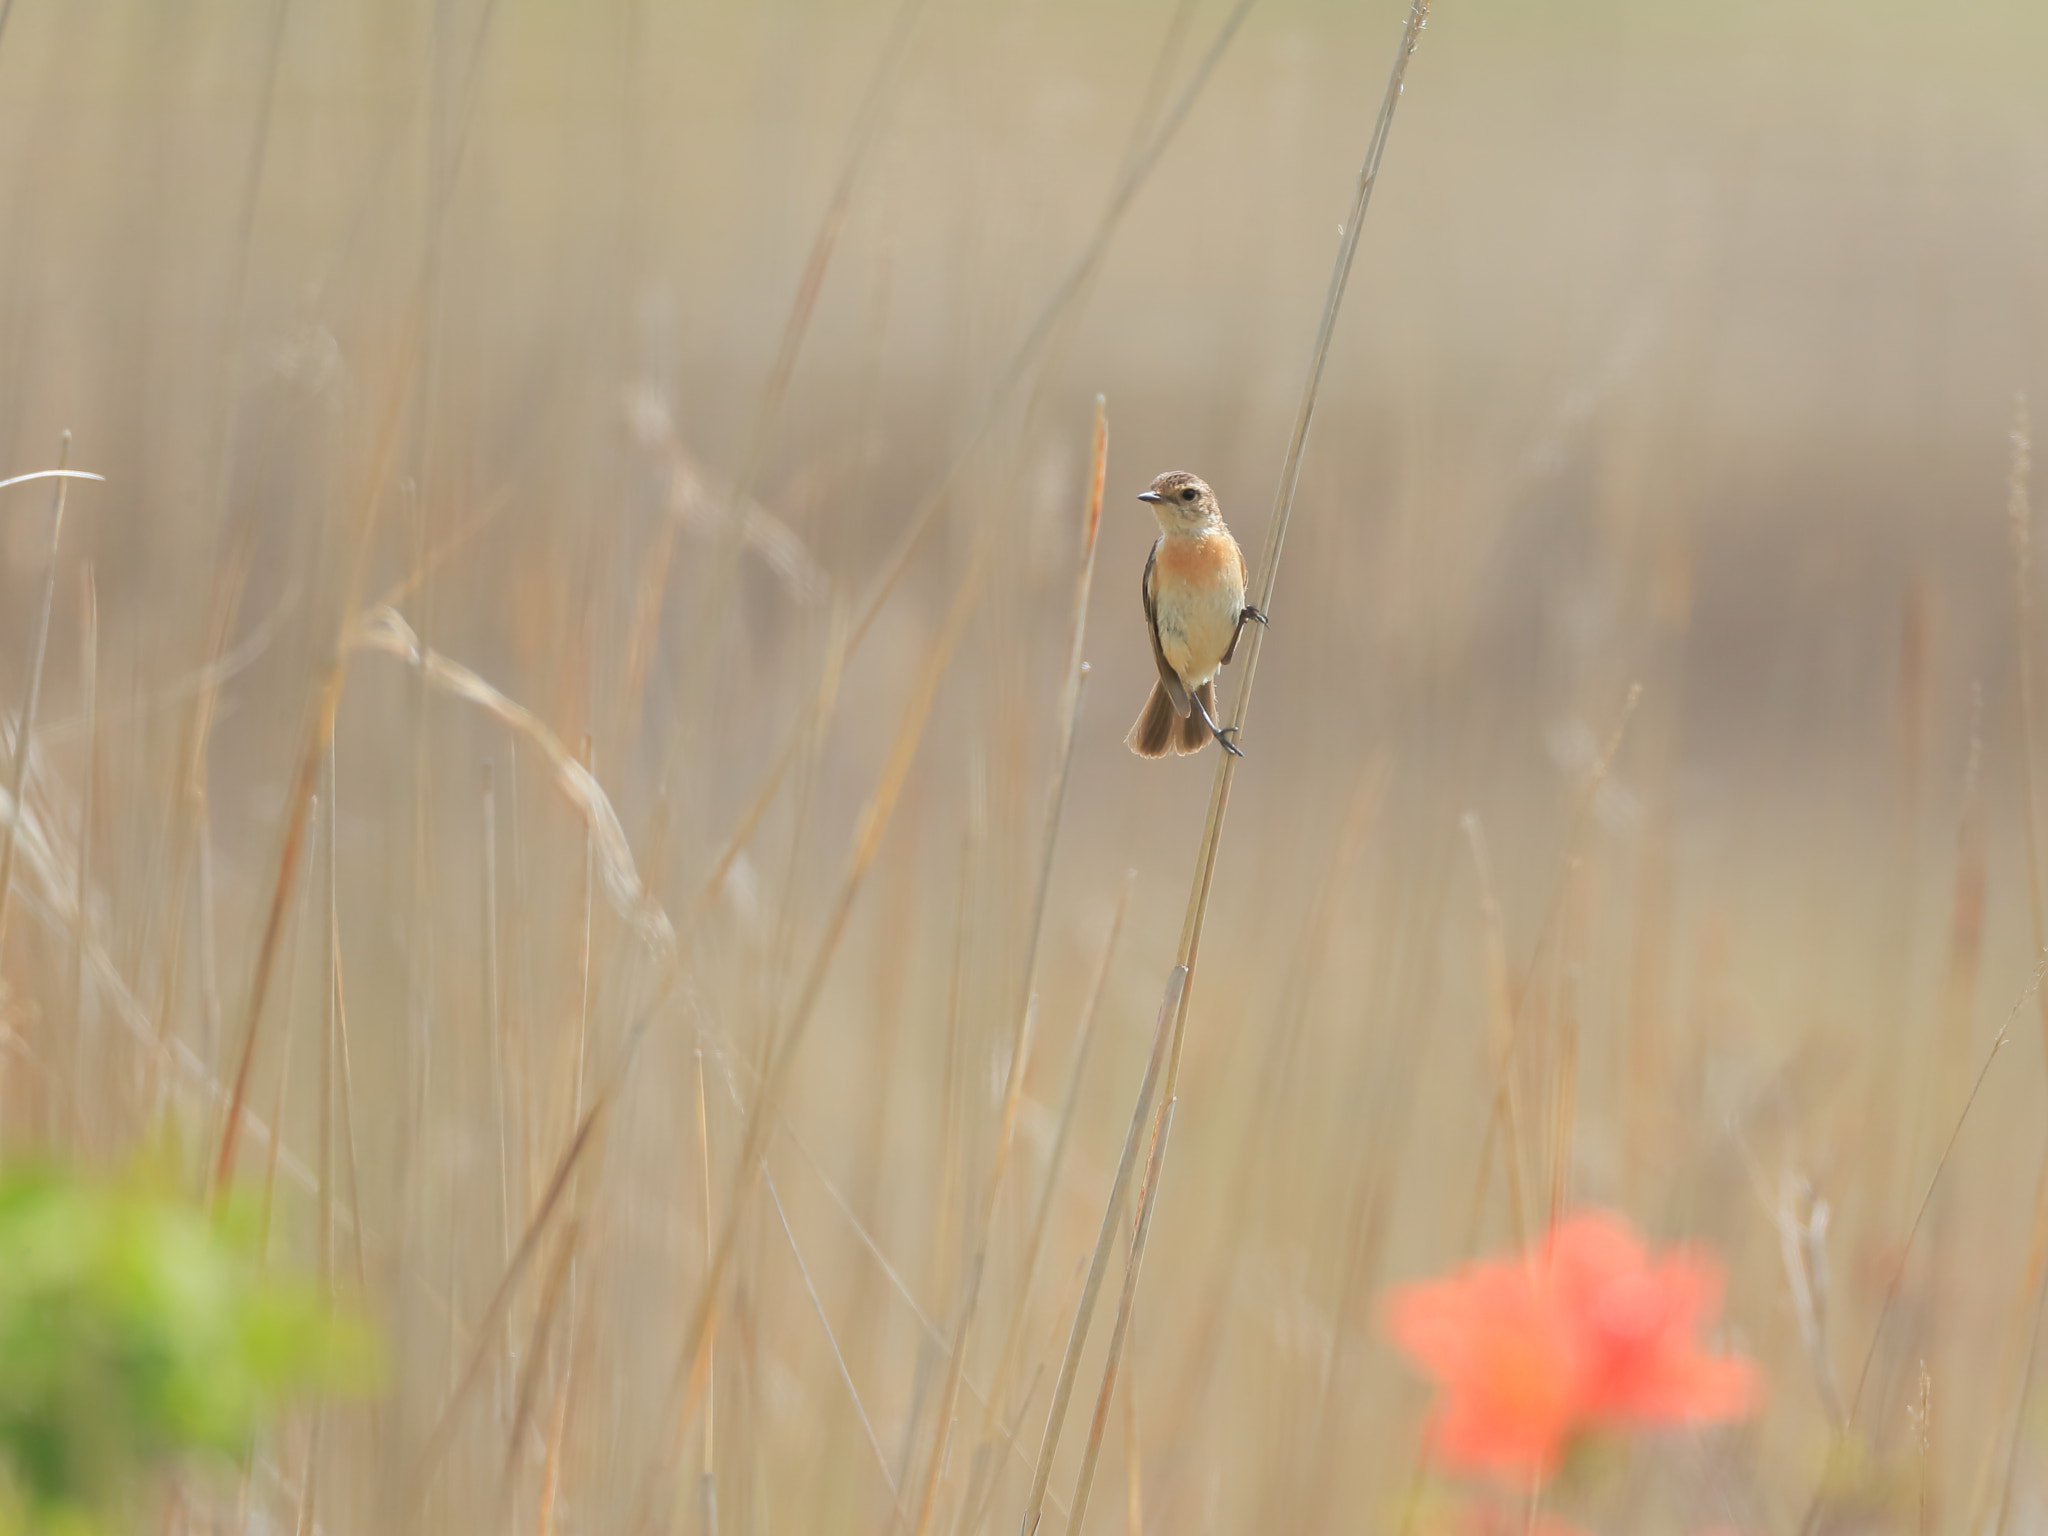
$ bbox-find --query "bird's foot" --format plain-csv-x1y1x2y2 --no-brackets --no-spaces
1192,691,1244,758
1243,605,1269,625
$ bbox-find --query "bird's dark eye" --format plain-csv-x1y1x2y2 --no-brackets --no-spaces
1179,487,1197,502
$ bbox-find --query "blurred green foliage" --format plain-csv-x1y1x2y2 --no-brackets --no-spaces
0,1155,376,1533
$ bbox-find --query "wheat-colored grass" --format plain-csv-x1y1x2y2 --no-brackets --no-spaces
1,0,2047,1532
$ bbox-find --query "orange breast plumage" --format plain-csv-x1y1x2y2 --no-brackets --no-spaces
1150,532,1246,687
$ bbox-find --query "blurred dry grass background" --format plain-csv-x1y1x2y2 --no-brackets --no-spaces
2,0,2048,1530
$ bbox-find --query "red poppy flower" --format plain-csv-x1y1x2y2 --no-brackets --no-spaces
1385,1210,1762,1482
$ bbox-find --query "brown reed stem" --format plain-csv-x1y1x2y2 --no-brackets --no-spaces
211,0,506,1202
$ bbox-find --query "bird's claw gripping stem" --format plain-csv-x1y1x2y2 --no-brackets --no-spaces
1193,692,1244,759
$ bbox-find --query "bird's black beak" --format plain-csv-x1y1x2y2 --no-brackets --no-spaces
1137,491,1164,504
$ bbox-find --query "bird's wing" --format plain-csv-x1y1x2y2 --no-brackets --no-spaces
1221,535,1252,665
1143,540,1192,717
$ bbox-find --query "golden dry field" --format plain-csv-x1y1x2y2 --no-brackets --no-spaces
2,0,2048,1530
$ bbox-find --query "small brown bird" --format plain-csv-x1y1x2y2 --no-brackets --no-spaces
1126,470,1265,758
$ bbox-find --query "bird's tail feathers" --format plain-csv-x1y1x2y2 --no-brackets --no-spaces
1127,681,1179,758
1127,679,1215,757
1179,682,1215,753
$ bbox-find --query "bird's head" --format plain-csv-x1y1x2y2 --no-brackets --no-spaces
1138,471,1221,531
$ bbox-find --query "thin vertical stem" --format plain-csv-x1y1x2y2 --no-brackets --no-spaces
329,783,369,1301
0,433,73,949
320,766,336,1299
260,799,317,1264
678,0,1260,917
1996,1160,2048,1536
197,807,228,1073
2008,396,2048,1068
912,395,1106,1536
1164,0,1433,1085
484,763,512,1273
696,1046,719,1536
1463,813,1529,1249
70,563,97,1145
539,751,595,1536
1017,7,1433,1528
1068,1101,1174,1534
1017,967,1184,1535
1122,1317,1143,1536
959,873,1134,1536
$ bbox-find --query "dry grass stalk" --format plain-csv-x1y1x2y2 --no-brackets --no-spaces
1994,1173,2048,1536
673,0,926,633
502,1212,584,1490
69,563,97,1142
1787,961,2043,1535
1018,7,1434,1528
620,0,915,741
670,0,1259,910
0,468,104,495
536,1347,572,1536
141,505,256,1077
9,7,2032,1531
909,993,1038,1536
1934,690,1988,1139
293,1420,320,1536
762,1167,907,1525
912,394,1105,1536
687,607,851,928
0,435,75,951
1156,0,1435,1091
694,1047,717,1531
1993,1199,2046,1536
1122,1335,1143,1536
177,531,260,1162
1509,683,1642,1015
407,1084,609,1511
1950,395,2048,1536
1139,756,1390,1522
352,606,677,962
849,0,1256,658
619,400,826,694
2008,394,2048,1063
0,726,350,1233
1462,812,1531,1249
211,0,510,1205
1018,966,1184,1536
1067,1096,1176,1534
327,846,369,1302
689,1034,1046,1506
1545,859,1586,1231
257,801,315,1263
959,871,1135,1535
645,512,1001,1520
